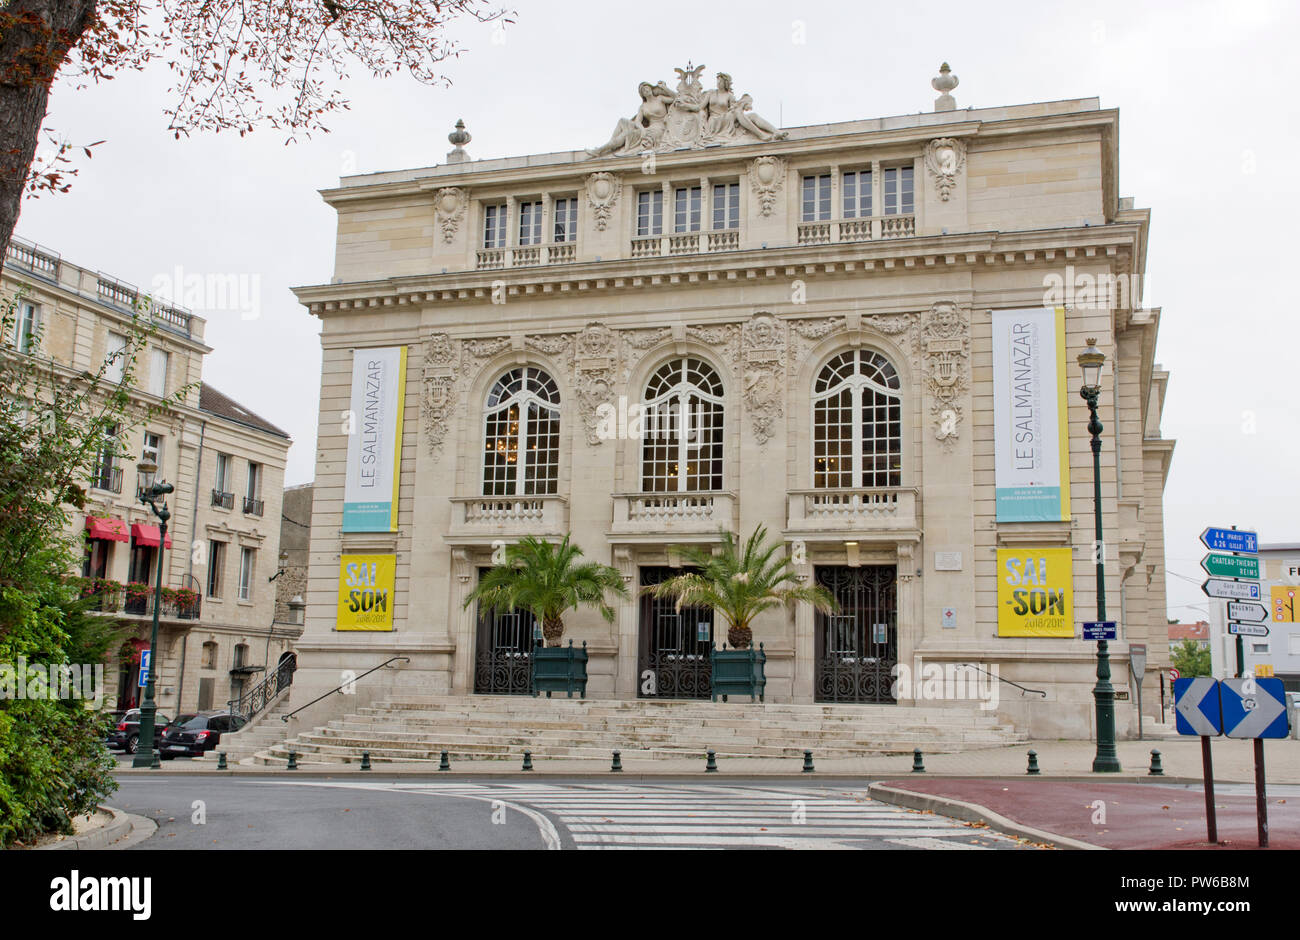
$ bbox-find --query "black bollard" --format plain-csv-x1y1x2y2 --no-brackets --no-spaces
912,748,925,773
1149,749,1165,776
611,750,623,772
360,751,371,771
439,750,451,771
216,752,227,771
802,750,815,773
286,749,298,770
522,750,533,771
705,749,718,773
1026,750,1041,775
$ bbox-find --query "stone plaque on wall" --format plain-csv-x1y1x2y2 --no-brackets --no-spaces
935,551,962,571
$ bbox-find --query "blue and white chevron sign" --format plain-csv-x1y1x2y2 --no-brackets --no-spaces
1174,677,1222,736
1220,678,1290,739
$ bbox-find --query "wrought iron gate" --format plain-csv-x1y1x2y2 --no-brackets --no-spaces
473,569,538,695
638,566,713,699
814,565,898,703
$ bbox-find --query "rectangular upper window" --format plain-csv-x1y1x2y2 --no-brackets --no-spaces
518,200,543,246
483,204,507,248
13,301,40,353
712,183,740,230
105,331,127,384
149,347,169,397
801,174,831,222
673,186,701,233
207,540,226,598
637,190,664,237
842,170,872,219
883,166,914,216
238,547,255,601
214,452,231,493
553,197,577,243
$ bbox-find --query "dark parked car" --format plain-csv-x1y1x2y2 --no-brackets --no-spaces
107,709,174,754
158,711,247,759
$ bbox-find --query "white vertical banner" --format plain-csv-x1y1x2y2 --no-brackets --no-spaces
991,307,1070,522
342,346,407,532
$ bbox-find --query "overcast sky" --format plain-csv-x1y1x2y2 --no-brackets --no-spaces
12,0,1298,620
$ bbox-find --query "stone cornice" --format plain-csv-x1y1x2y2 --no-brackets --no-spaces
295,223,1144,316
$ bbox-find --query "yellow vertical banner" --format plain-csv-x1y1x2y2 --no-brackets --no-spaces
997,547,1074,637
337,554,396,631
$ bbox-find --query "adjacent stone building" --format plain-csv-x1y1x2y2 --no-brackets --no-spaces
291,65,1175,737
2,238,294,716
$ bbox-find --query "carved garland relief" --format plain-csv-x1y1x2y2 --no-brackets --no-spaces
747,156,786,217
922,138,967,202
433,187,469,244
584,173,622,232
921,301,971,447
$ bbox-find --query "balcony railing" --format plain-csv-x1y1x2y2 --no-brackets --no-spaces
611,491,738,537
448,494,569,540
786,487,918,534
243,496,264,516
629,228,741,259
212,489,234,509
71,579,202,620
796,215,915,246
95,275,194,338
92,466,123,494
475,242,578,270
5,236,60,281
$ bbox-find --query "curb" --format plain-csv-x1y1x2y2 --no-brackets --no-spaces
35,806,155,851
867,782,1104,851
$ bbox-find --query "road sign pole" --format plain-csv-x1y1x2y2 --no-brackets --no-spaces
1235,634,1244,678
1254,738,1268,848
1201,736,1217,844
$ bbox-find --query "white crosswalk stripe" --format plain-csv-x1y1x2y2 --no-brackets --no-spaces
265,780,1031,850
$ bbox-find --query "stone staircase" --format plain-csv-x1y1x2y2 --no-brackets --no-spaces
202,693,298,765
254,695,1028,766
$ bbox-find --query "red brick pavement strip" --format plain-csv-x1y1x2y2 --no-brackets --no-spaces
877,779,1300,850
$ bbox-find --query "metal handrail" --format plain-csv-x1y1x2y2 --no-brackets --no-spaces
281,657,410,722
228,655,297,722
959,663,1046,698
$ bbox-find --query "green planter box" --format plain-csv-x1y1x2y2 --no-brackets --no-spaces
711,643,766,703
531,640,588,698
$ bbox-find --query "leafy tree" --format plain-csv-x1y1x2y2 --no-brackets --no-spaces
1170,639,1211,678
0,287,185,846
464,535,628,647
646,525,837,650
0,0,512,258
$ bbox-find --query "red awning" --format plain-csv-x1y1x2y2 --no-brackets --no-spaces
85,516,129,542
130,523,172,549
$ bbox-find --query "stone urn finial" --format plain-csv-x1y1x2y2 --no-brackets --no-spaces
446,118,471,163
932,62,959,112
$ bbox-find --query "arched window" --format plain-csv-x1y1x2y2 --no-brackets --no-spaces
641,357,724,492
482,367,560,496
812,350,902,488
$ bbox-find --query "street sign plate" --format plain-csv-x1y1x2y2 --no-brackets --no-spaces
1221,677,1289,739
138,650,151,688
1227,601,1269,623
1200,528,1258,555
1130,643,1147,677
1174,677,1221,736
1200,553,1260,580
1082,620,1117,640
1169,668,1180,681
1228,622,1269,637
1202,578,1262,600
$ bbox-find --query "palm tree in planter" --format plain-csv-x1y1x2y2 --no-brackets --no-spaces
463,535,628,697
648,525,837,702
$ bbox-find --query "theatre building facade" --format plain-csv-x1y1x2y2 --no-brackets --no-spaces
293,67,1175,738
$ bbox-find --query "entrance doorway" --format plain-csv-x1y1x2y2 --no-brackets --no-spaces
814,565,898,704
638,566,713,699
472,569,537,695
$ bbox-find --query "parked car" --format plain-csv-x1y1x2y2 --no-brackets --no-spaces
158,711,247,759
107,709,174,754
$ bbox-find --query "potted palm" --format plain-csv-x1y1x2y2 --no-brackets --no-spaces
463,535,628,698
648,525,837,702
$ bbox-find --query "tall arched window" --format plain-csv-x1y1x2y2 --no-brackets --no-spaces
641,357,724,492
813,350,902,488
482,367,560,496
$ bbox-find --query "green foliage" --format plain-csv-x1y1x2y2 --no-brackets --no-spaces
463,535,628,646
1171,639,1212,678
0,287,189,846
647,525,837,649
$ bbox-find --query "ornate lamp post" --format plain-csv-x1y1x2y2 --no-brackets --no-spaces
1079,339,1121,773
131,459,173,769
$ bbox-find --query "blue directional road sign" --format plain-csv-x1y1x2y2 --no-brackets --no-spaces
1082,621,1117,640
1200,527,1258,555
1174,677,1222,736
1221,678,1290,739
138,649,151,688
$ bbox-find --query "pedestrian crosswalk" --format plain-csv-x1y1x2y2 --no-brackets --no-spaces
270,780,1032,850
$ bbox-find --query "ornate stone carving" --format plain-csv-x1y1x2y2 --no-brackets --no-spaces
747,156,786,217
573,322,618,447
422,333,458,460
433,187,469,243
923,138,966,202
463,337,511,360
585,172,622,231
921,301,970,447
741,313,785,445
587,64,787,158
686,323,741,370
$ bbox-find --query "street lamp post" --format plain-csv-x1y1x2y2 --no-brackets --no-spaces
1078,338,1121,773
131,459,174,769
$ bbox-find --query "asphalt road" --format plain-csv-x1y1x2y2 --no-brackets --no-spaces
111,776,1036,850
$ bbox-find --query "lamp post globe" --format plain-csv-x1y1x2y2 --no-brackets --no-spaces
1078,338,1121,773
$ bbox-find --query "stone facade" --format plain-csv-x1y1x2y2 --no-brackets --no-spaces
1,240,294,715
291,76,1175,738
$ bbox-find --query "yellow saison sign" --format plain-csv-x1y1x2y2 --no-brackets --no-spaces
997,547,1074,637
337,554,396,631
